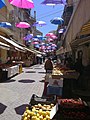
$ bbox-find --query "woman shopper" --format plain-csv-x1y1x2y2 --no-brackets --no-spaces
44,57,53,73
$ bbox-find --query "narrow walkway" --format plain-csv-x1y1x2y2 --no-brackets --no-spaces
0,64,46,120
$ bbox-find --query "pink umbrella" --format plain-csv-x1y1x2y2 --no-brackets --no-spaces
46,32,54,37
8,0,13,2
32,41,39,44
51,35,57,39
15,22,30,28
47,38,53,42
10,0,34,9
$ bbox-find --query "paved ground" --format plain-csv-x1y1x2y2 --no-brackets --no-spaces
0,64,46,120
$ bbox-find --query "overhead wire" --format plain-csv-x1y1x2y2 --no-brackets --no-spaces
36,0,79,21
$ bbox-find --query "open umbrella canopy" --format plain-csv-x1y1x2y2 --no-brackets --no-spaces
0,22,12,28
15,22,30,28
33,21,46,27
0,0,6,9
58,28,66,33
41,0,66,6
45,32,54,37
50,17,64,25
10,0,34,9
23,34,33,40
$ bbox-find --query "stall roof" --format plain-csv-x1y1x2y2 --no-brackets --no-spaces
0,35,25,51
25,47,36,53
0,41,10,50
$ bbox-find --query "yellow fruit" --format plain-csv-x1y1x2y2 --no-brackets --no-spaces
26,107,29,110
46,111,50,116
39,115,43,120
37,113,40,118
26,110,31,114
38,109,42,115
31,116,37,120
23,112,28,117
50,104,54,107
41,111,46,117
43,118,46,120
46,115,50,120
23,117,28,120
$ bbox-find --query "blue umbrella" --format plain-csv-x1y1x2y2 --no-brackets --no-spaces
0,22,12,28
0,0,5,9
50,17,64,25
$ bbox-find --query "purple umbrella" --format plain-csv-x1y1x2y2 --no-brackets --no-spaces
23,34,33,40
41,0,66,6
10,0,34,9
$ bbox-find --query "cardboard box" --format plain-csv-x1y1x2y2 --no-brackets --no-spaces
50,103,58,119
49,78,63,87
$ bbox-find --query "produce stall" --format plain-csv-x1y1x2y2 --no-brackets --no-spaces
21,94,90,120
45,67,80,98
57,98,90,120
0,63,21,82
21,94,58,120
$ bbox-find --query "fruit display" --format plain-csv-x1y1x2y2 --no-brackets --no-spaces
22,103,55,120
59,110,89,120
58,99,85,109
52,68,63,75
57,98,90,120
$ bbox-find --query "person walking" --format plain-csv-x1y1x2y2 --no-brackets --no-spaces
44,57,53,73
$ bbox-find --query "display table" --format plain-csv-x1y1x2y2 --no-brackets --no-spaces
2,65,19,78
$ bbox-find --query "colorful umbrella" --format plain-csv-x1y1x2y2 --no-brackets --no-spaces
8,0,12,2
33,21,46,27
10,0,34,9
15,22,30,28
23,34,33,40
0,0,5,9
45,32,55,37
32,41,39,45
50,17,64,25
58,28,65,33
0,22,12,28
41,0,66,6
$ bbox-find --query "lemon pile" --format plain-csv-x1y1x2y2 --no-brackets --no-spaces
22,104,54,120
52,68,63,75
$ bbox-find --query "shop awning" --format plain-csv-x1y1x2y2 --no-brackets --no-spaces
33,49,43,55
25,47,36,53
0,41,10,50
0,35,25,52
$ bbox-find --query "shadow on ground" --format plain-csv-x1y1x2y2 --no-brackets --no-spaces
18,79,35,83
38,72,46,74
39,79,45,82
25,71,36,73
2,79,16,83
34,68,42,69
0,103,7,114
14,104,29,115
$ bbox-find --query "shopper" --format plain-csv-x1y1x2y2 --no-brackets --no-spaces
44,57,53,73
